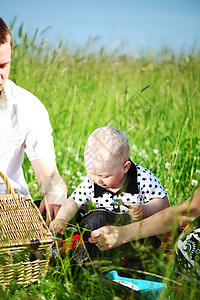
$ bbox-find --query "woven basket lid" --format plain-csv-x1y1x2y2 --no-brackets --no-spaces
0,171,53,248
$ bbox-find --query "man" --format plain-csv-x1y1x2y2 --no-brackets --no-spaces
0,18,67,225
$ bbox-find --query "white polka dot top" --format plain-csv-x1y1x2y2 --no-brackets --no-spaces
71,161,167,214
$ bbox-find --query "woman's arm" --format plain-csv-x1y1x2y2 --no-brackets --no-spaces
89,188,200,250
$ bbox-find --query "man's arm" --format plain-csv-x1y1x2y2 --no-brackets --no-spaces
31,158,67,226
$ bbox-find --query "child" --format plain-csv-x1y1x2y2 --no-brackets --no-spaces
50,126,169,237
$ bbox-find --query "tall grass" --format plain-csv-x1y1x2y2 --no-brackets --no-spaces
1,19,200,299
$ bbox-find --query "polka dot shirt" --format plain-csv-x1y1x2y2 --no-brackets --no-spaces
71,161,167,214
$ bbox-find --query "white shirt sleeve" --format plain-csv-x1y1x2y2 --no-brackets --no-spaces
24,98,55,161
136,165,167,203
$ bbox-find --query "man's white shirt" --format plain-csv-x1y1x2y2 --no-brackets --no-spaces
0,79,55,195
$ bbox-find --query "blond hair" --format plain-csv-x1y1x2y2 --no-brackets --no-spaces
84,127,129,168
0,18,13,50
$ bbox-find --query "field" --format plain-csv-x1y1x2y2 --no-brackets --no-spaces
1,20,200,299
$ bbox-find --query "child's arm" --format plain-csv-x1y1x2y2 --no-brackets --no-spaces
49,197,81,234
130,196,169,220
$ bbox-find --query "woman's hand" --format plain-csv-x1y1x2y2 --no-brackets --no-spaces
185,187,200,220
49,218,67,235
88,225,126,251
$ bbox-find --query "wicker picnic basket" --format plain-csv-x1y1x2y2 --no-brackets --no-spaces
0,171,53,286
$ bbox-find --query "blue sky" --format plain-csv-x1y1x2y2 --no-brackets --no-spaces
2,0,200,54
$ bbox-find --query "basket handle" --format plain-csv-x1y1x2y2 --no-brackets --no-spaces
0,171,16,195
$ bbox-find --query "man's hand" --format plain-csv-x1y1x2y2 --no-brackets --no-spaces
39,199,61,226
49,218,67,235
31,158,67,226
129,203,144,221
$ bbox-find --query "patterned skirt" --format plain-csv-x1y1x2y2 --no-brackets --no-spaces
175,216,200,279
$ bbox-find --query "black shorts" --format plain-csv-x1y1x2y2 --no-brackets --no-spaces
78,208,161,267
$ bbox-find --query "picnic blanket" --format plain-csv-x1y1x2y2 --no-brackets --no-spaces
105,270,167,299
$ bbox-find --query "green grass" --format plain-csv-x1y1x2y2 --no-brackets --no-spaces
1,20,200,299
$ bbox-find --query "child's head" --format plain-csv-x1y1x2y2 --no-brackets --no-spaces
84,126,131,189
0,18,13,50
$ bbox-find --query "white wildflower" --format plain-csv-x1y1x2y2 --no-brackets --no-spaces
77,171,82,177
66,147,73,153
28,168,34,174
172,150,180,156
175,179,179,183
153,149,159,155
132,144,138,151
33,183,38,189
139,149,146,156
64,170,71,175
196,170,200,174
165,162,170,170
191,179,198,186
57,151,62,157
138,149,149,160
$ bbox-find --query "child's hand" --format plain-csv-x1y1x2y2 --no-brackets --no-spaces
49,218,67,235
129,203,144,221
